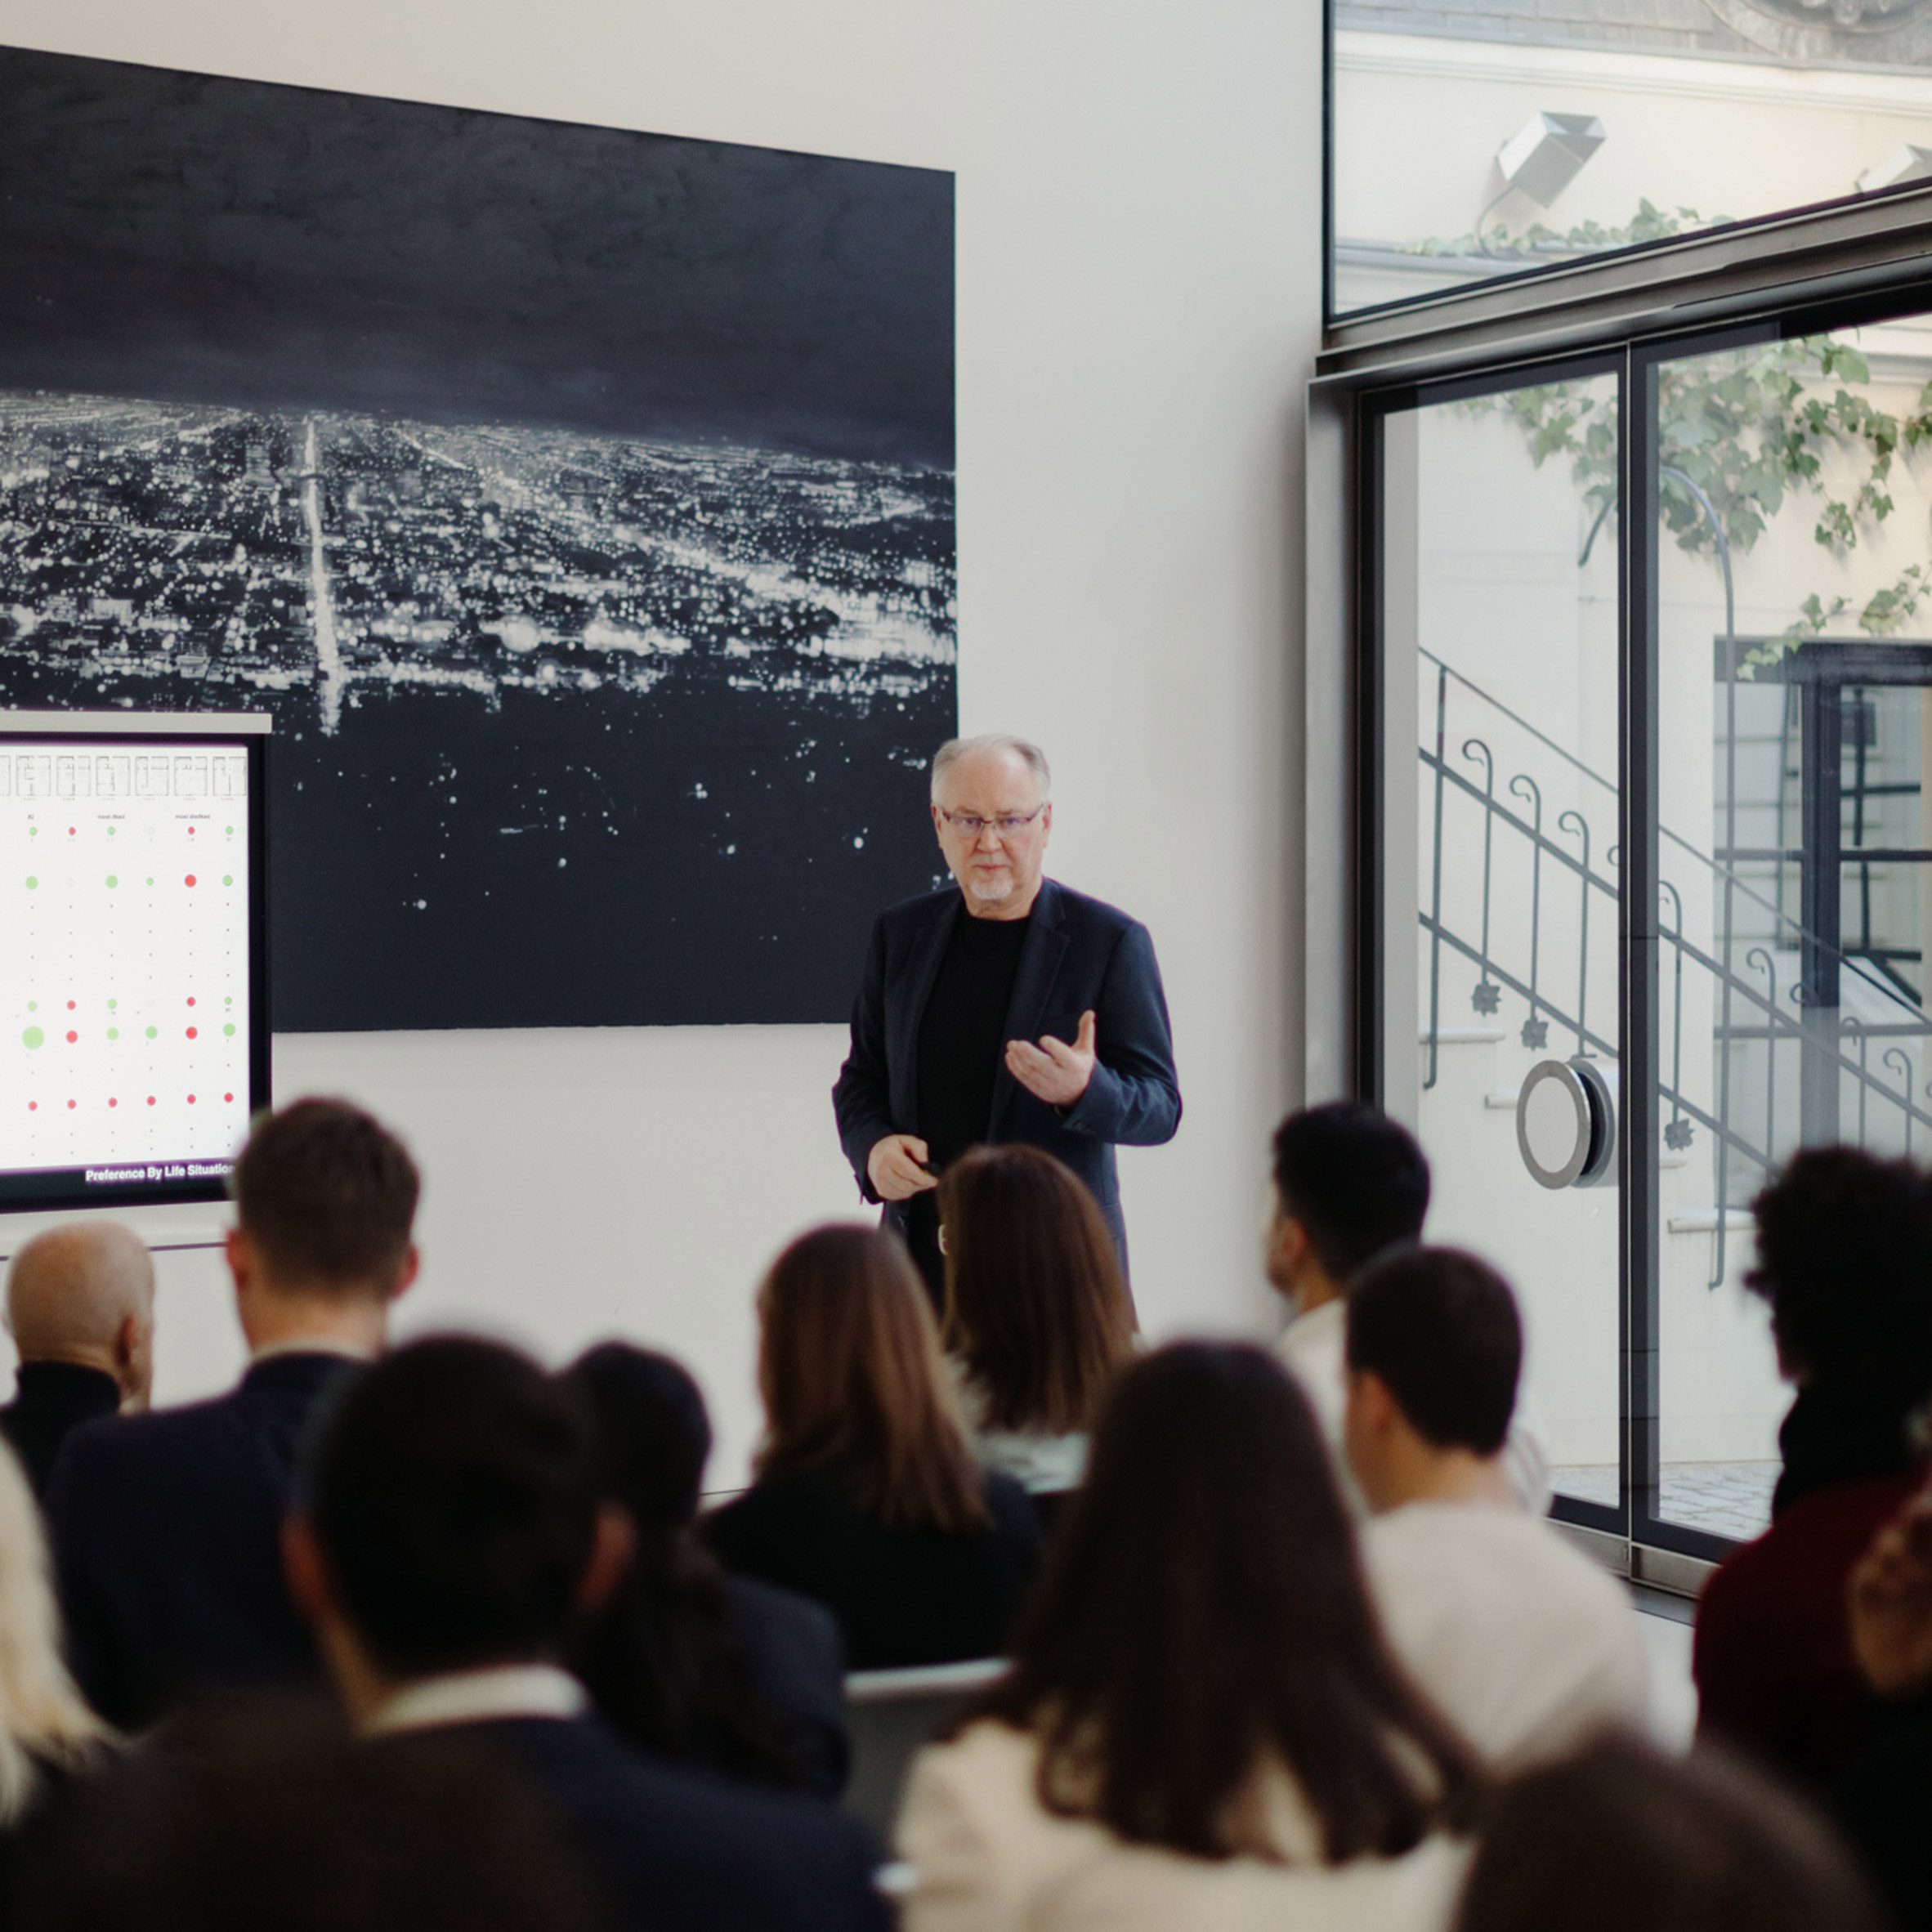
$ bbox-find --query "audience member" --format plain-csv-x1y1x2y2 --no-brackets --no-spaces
1835,1474,1932,1928
1344,1246,1648,1769
284,1335,889,1932
706,1226,1041,1670
1266,1102,1550,1514
44,1097,420,1730
1453,1734,1890,1932
938,1145,1137,1498
895,1342,1482,1932
1694,1144,1932,1790
1,1223,154,1498
17,1696,605,1932
566,1341,848,1797
0,1438,113,1920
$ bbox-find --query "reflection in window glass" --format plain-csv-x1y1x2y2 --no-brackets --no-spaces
1646,317,1932,1541
1333,0,1932,316
1393,373,1621,1514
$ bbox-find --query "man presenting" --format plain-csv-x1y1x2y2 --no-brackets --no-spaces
834,735,1180,1299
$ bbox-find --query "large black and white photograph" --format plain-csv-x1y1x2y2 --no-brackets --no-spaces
0,46,955,1030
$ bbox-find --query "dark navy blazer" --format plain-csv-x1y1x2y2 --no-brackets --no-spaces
43,1352,354,1732
831,877,1181,1263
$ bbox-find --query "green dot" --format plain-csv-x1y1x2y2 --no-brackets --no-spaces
20,1026,42,1050
145,877,154,887
27,826,36,839
226,825,235,836
105,874,118,888
144,1026,157,1040
107,826,116,837
24,876,36,890
107,1000,117,1010
222,1023,235,1038
222,874,233,887
106,1027,119,1041
26,1002,36,1013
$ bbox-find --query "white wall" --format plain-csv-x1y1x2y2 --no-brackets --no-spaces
0,0,1319,1483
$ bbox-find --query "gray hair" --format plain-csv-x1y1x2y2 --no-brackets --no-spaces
929,735,1052,801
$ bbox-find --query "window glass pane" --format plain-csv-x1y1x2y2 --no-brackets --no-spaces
1652,318,1932,1541
1390,370,1622,1514
1334,0,1932,317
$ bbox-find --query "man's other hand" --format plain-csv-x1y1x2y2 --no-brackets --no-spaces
868,1134,938,1202
1006,1009,1098,1108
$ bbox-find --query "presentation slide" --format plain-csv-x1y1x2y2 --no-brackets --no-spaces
1,726,266,1210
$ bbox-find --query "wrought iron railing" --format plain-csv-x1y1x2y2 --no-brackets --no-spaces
1419,648,1932,1286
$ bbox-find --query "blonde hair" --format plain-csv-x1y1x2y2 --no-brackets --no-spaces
0,1440,111,1818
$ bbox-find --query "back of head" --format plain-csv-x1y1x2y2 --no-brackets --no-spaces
1455,1734,1889,1932
302,1337,597,1679
564,1342,711,1532
1346,1247,1521,1456
232,1098,420,1296
758,1223,986,1532
940,1145,1136,1434
1271,1103,1431,1281
973,1341,1479,1863
20,1697,602,1932
5,1222,153,1364
1748,1146,1932,1408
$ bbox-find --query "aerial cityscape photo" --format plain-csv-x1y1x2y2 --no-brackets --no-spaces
0,390,958,1029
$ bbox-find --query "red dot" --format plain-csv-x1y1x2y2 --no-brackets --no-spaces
187,997,196,1008
65,1000,74,1010
186,1026,198,1040
188,826,196,836
224,1092,234,1102
26,1101,36,1112
64,1031,76,1044
66,826,74,836
185,874,197,887
145,1096,154,1107
108,1098,118,1108
187,1093,197,1105
65,1099,74,1110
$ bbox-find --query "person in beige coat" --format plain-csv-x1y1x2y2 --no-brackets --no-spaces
894,1342,1482,1932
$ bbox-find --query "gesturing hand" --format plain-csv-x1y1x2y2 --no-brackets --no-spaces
1850,1481,1932,1697
868,1134,938,1202
1005,1009,1098,1109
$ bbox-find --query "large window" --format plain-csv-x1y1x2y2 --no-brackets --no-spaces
1332,0,1932,318
1356,306,1932,1559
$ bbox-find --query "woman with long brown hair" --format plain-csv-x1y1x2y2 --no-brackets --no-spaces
705,1224,1042,1670
895,1342,1483,1930
940,1146,1136,1496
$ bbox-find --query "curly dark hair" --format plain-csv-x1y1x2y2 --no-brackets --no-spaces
1746,1147,1932,1407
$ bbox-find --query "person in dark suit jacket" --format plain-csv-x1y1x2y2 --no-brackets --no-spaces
43,1098,422,1732
283,1335,890,1932
833,734,1181,1301
565,1342,850,1797
705,1225,1042,1670
0,1223,154,1499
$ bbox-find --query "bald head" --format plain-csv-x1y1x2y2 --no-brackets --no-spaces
7,1224,156,1406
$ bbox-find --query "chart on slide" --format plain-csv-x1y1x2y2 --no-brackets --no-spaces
0,737,253,1194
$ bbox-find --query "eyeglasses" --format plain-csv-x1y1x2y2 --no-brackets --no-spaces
936,804,1047,839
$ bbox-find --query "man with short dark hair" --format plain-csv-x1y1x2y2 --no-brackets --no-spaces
1,1222,154,1497
1265,1101,1549,1511
284,1337,889,1932
1344,1246,1647,1770
45,1097,421,1729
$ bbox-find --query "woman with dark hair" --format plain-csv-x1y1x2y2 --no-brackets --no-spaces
1694,1145,1932,1791
564,1344,849,1798
895,1342,1482,1931
939,1146,1136,1498
705,1225,1042,1670
1455,1733,1888,1932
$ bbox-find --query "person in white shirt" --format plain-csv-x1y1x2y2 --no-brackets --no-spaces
937,1143,1137,1498
1343,1246,1648,1773
1266,1103,1550,1515
894,1340,1481,1932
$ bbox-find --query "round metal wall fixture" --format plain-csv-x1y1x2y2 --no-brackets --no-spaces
1516,1058,1617,1191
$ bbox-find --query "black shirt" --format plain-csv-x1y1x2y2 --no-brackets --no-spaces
0,1362,121,1500
908,909,1031,1285
704,1460,1043,1670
